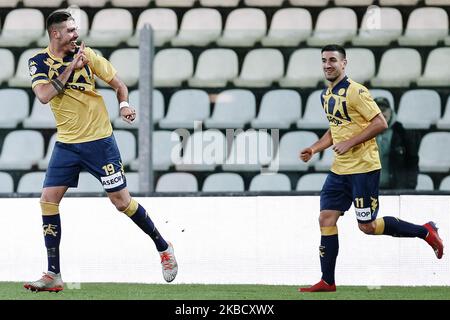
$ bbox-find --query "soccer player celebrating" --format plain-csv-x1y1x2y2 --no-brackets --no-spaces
298,44,443,292
24,11,177,292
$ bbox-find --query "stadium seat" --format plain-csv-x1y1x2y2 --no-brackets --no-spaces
417,48,450,87
0,9,44,47
289,0,330,5
127,9,178,47
153,49,194,87
371,89,395,110
425,0,450,4
378,0,419,5
0,172,14,193
8,48,44,88
296,90,329,129
398,8,448,46
114,130,136,166
17,172,45,193
38,133,57,170
0,130,44,170
202,173,245,192
296,173,327,191
205,89,256,129
216,8,267,47
159,89,210,129
314,148,334,171
111,0,151,6
97,89,120,122
396,89,441,129
279,48,323,87
113,89,165,129
261,8,312,47
175,130,226,171
0,0,20,7
437,96,450,130
269,131,319,171
352,7,403,46
251,89,301,129
155,172,198,193
419,132,450,172
67,0,108,7
244,0,284,6
108,49,139,87
222,130,274,171
233,49,284,87
307,8,357,46
171,8,222,46
155,0,196,6
83,9,133,47
200,0,240,6
335,0,373,4
22,98,56,129
23,0,64,6
0,49,14,86
66,172,104,194
38,8,89,46
249,173,291,192
416,174,434,191
188,49,239,87
123,172,139,194
0,89,29,128
371,48,421,87
439,175,450,191
345,48,375,84
130,131,182,171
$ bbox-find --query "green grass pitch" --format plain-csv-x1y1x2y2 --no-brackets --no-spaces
0,283,449,300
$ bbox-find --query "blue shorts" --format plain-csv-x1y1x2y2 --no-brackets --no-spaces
44,134,127,193
320,170,380,224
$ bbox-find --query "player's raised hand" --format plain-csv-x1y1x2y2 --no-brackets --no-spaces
72,42,89,70
300,147,314,162
120,106,136,124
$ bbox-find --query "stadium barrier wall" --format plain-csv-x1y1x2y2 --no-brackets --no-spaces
0,195,449,286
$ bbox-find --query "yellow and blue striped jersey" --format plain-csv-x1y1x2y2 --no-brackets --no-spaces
29,46,116,143
321,76,381,175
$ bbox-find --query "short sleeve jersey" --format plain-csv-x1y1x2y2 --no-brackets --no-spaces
29,46,116,143
321,76,382,174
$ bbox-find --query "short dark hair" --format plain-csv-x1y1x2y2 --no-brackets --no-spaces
374,97,391,110
321,44,346,59
46,10,73,32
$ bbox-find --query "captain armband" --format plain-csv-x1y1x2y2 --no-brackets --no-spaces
51,78,65,94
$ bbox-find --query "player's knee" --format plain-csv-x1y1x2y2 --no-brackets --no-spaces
358,222,376,235
113,198,130,212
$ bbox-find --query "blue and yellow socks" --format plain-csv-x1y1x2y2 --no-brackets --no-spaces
374,217,427,238
319,226,339,285
40,201,61,274
122,198,168,251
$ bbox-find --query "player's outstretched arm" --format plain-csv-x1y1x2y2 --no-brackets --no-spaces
300,129,333,162
333,113,388,155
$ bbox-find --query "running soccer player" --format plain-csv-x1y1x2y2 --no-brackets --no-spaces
298,44,443,292
24,10,177,292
